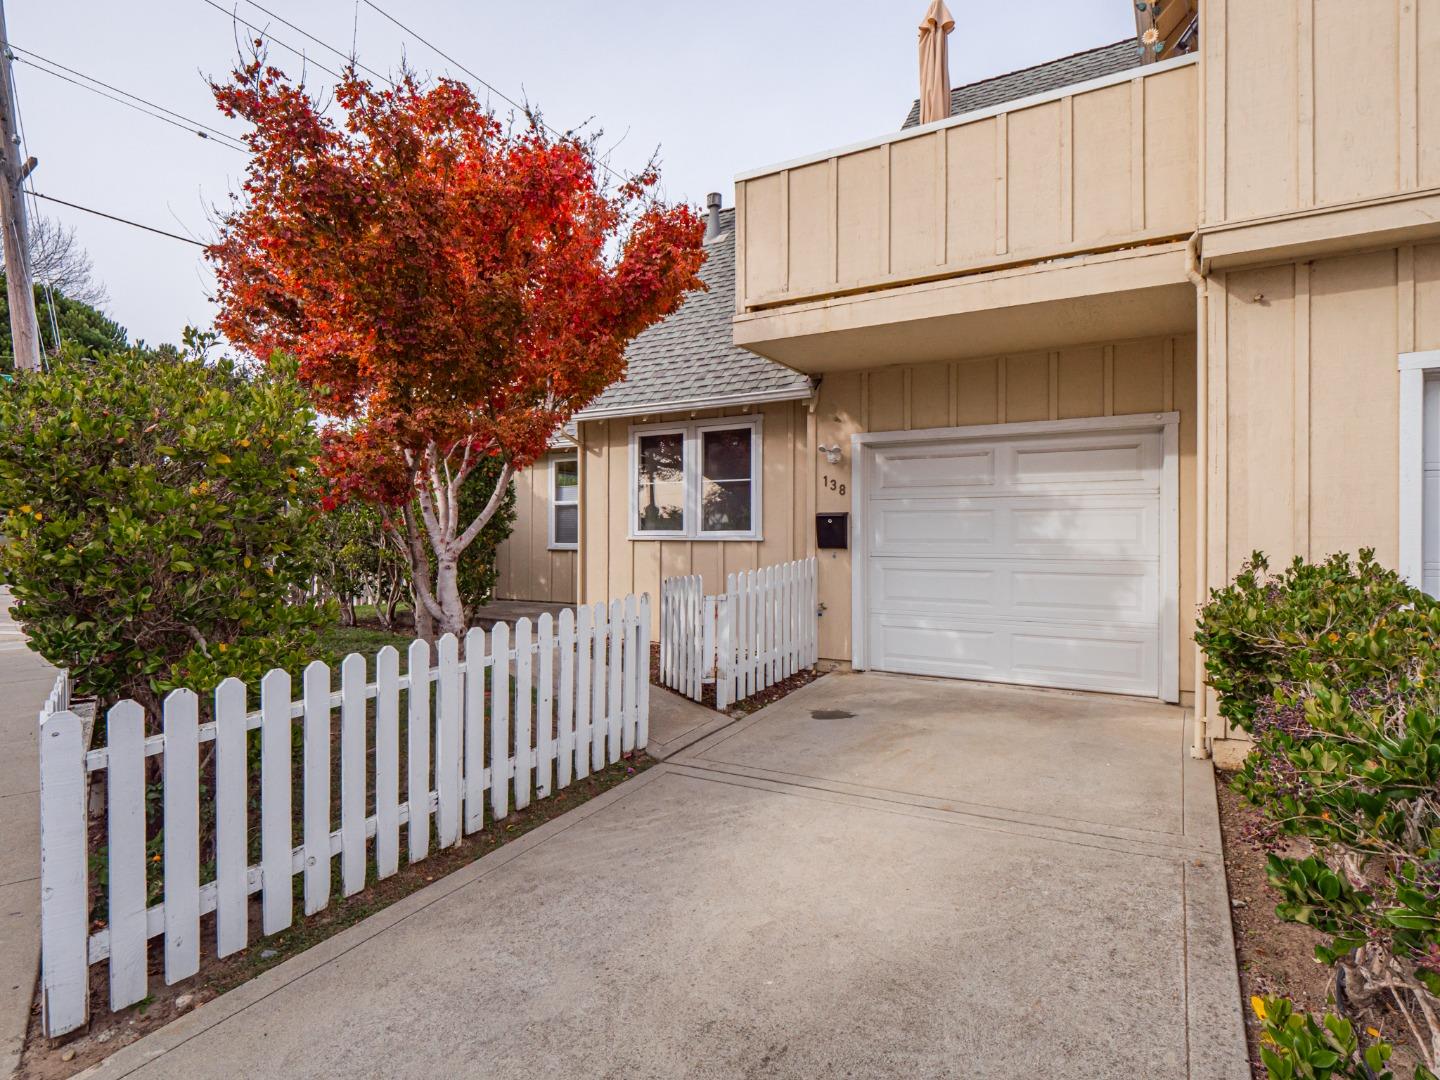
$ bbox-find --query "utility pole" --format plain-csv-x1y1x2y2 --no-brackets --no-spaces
0,0,40,373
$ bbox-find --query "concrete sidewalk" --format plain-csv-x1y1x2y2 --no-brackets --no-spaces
0,590,57,1078
84,671,1248,1079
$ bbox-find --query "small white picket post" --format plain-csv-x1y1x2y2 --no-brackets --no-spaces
214,678,248,954
38,704,87,1037
591,602,607,773
436,634,462,849
490,620,510,821
535,613,555,799
105,701,146,1007
301,664,331,917
557,609,576,789
260,669,293,935
463,627,487,836
574,604,592,782
375,646,401,878
513,617,533,811
407,639,431,864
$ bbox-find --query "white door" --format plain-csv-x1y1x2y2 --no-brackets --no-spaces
862,427,1167,697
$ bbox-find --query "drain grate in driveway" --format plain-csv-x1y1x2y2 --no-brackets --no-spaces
810,709,855,720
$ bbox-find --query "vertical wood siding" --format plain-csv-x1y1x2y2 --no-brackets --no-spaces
1214,242,1440,585
495,458,577,604
1209,0,1436,224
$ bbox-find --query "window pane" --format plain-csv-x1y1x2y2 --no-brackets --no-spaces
702,479,752,532
554,504,578,546
702,428,752,482
554,458,578,504
636,432,685,532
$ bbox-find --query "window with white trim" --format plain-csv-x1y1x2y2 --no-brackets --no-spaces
630,417,762,540
549,453,578,550
1424,375,1440,598
1399,351,1440,596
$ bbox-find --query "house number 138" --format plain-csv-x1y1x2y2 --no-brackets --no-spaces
824,476,846,496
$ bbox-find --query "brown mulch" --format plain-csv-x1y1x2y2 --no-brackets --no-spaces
1216,772,1423,1078
18,755,652,1080
647,642,822,719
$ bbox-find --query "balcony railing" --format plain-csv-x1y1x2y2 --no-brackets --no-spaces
735,53,1197,314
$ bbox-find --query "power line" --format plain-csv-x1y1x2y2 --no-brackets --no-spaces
9,43,249,150
12,55,248,154
241,0,394,87
359,0,628,184
25,190,208,247
196,0,343,81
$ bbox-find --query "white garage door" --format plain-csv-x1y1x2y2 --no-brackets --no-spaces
862,427,1168,697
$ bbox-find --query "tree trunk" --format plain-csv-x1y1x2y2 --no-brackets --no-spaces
380,579,401,631
435,557,466,639
411,582,436,641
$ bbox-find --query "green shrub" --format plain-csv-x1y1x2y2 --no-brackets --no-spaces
0,345,330,718
1198,552,1440,1069
1250,995,1432,1080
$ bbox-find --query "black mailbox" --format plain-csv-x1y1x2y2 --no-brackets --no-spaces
816,513,848,550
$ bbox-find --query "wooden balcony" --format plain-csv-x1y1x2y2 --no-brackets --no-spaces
733,54,1199,367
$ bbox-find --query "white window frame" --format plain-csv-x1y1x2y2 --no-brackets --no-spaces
1398,350,1440,590
547,451,579,551
628,415,764,541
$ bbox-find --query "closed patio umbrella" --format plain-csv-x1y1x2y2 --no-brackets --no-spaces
918,0,955,125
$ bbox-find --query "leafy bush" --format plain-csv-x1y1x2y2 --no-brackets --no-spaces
0,345,330,718
1250,995,1431,1079
1198,552,1440,1070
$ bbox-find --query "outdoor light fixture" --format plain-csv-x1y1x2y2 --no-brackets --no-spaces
819,444,843,465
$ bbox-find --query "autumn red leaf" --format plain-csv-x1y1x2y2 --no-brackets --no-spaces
208,56,705,637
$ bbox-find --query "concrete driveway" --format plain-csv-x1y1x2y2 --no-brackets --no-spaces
89,672,1248,1079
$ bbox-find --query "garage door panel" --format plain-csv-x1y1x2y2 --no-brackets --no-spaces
872,497,1156,559
872,506,997,553
864,426,1166,697
1010,629,1154,689
866,613,1157,695
1010,438,1156,487
1010,564,1156,623
871,558,1156,623
874,446,995,494
871,562,995,612
1009,501,1156,555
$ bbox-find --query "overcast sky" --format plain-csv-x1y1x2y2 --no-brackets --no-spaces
9,1,1133,347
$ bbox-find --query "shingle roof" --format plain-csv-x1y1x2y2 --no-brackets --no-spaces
901,39,1141,129
577,209,813,419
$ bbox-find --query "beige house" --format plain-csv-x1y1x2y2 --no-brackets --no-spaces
508,0,1440,760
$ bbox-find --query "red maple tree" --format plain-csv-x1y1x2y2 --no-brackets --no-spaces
208,55,705,638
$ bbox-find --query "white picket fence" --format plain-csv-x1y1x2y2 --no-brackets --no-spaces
37,597,650,1038
660,558,817,709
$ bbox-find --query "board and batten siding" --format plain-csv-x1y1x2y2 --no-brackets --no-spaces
1212,242,1440,592
495,461,577,604
579,333,1197,697
1207,0,1440,224
738,59,1197,312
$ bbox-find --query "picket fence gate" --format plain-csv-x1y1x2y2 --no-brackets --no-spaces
37,596,650,1038
659,558,817,709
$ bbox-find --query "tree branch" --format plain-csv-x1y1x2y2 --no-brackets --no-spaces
401,501,445,622
454,460,516,553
